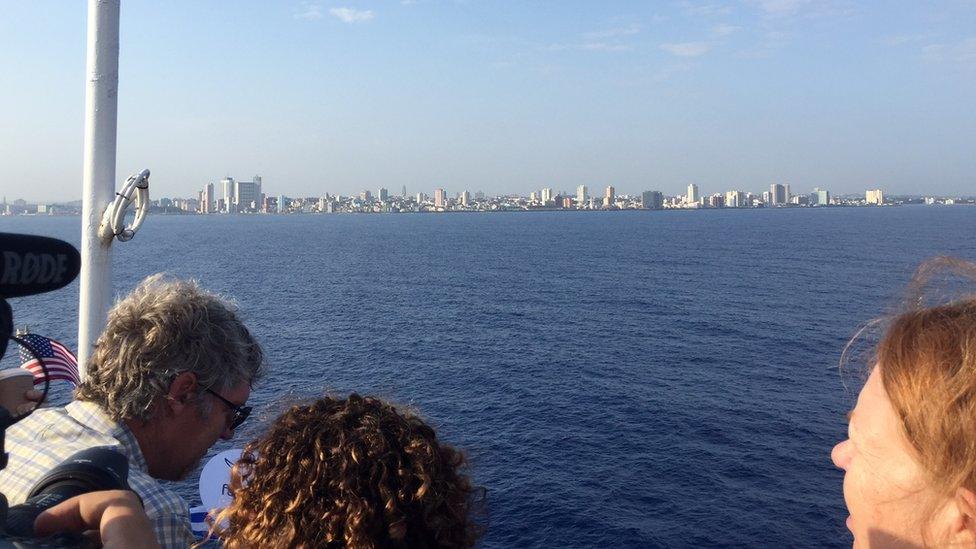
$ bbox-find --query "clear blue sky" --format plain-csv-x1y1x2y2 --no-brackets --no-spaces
2,1,974,202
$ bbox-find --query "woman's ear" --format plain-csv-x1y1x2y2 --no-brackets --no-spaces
951,487,976,541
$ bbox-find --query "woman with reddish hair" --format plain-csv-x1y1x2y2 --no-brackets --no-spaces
212,394,484,548
833,258,976,547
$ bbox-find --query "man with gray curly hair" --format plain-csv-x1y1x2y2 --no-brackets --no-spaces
0,273,265,548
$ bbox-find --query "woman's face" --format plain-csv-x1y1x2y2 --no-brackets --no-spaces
831,367,938,547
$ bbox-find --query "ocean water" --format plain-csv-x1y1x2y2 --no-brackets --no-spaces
3,206,975,548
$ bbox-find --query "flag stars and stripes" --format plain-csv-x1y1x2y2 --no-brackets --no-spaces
18,333,80,387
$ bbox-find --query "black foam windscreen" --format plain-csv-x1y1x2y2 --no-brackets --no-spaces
0,234,81,299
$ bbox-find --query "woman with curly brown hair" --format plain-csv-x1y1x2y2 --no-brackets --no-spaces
211,394,484,548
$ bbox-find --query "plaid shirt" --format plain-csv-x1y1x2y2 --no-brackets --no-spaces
0,401,195,548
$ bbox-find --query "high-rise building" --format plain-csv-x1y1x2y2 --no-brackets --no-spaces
360,190,373,202
401,185,407,198
541,188,553,204
576,185,588,203
529,191,538,203
686,183,699,204
221,177,235,213
434,188,446,208
784,183,791,203
561,196,573,209
725,190,744,208
200,183,214,213
416,192,426,204
812,188,830,206
460,190,471,206
641,190,663,210
866,188,884,205
277,195,287,214
378,187,389,202
770,183,786,206
235,180,261,212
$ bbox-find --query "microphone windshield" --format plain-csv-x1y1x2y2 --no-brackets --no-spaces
0,233,81,299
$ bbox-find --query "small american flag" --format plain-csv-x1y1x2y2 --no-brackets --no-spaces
18,333,81,387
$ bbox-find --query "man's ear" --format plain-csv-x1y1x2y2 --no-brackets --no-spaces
166,371,198,415
951,487,976,541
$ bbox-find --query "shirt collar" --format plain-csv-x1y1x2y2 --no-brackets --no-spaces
64,400,150,473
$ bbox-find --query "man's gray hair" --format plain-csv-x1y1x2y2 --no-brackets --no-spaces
75,273,265,422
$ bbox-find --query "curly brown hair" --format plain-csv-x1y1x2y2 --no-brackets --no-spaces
212,394,484,548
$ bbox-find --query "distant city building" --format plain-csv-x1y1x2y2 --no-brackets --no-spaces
360,190,373,202
866,188,884,205
561,196,573,209
434,188,446,208
401,185,407,198
812,188,830,206
725,190,744,208
176,198,197,212
576,185,588,203
378,187,389,202
221,177,235,213
707,194,724,208
641,190,664,210
529,191,539,203
416,192,426,204
475,191,485,200
278,195,287,214
686,183,699,204
235,178,262,212
770,183,786,206
541,187,553,204
460,190,471,206
200,183,214,213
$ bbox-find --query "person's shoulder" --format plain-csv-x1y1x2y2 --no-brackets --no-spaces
127,469,189,520
5,402,118,448
5,404,71,435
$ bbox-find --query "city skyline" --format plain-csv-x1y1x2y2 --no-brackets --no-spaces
5,177,971,216
2,2,975,202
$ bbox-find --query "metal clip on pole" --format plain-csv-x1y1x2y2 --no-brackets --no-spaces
99,169,151,243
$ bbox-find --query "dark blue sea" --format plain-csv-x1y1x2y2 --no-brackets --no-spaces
3,206,976,548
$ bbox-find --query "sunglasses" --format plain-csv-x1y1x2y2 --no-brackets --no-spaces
204,387,252,430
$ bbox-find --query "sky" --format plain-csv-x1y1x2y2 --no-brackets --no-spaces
1,1,975,202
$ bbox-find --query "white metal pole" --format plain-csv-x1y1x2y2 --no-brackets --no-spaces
78,0,121,378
